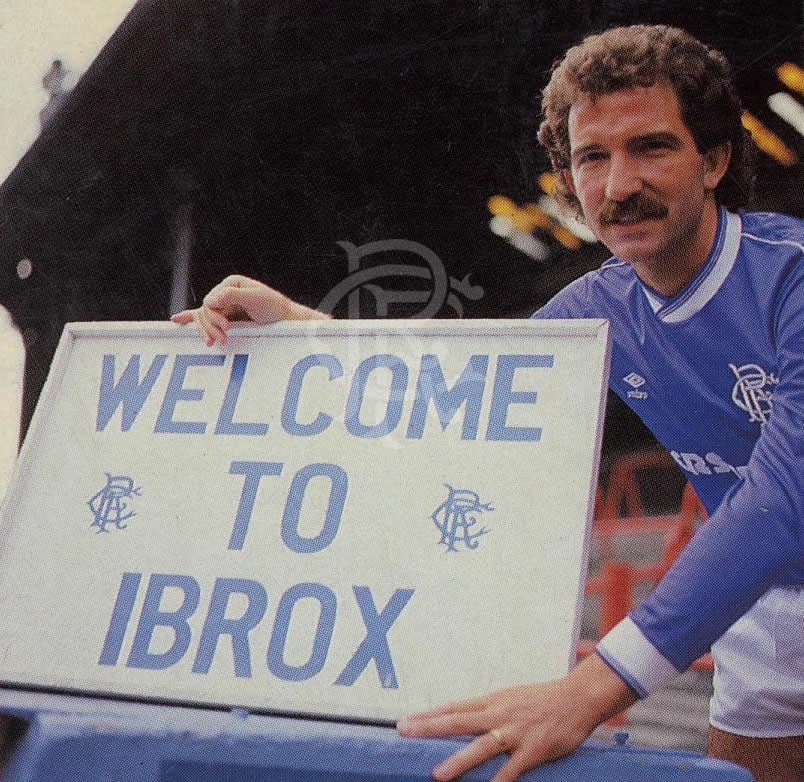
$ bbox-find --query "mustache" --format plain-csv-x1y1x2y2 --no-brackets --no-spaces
598,194,668,225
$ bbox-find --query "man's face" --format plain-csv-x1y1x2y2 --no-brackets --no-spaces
566,82,728,291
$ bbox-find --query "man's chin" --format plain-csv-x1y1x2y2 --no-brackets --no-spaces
600,218,662,253
604,237,661,265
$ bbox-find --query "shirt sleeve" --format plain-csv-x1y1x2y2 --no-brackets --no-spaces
599,256,804,696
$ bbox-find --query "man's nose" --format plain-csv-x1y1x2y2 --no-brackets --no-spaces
604,153,642,202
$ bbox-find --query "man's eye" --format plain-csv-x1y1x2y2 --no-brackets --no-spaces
642,140,672,153
578,151,605,164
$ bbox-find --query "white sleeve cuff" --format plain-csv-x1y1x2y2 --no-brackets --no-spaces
596,617,682,698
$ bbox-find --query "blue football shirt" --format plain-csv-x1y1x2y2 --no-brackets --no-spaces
534,208,804,695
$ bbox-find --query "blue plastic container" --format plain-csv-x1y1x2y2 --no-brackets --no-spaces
0,690,752,781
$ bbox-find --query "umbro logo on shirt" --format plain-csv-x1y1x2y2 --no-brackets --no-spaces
623,372,648,400
623,372,645,388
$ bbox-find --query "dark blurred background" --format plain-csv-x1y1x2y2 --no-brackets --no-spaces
1,0,801,456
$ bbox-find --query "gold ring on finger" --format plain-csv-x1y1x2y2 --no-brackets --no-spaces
489,728,510,752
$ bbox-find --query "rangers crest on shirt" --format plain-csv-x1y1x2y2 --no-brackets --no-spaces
729,363,778,424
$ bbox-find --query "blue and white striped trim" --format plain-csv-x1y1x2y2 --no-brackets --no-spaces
660,210,741,323
640,285,665,314
742,232,804,256
596,617,681,697
640,209,742,322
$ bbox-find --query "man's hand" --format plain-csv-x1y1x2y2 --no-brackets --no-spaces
397,653,636,782
170,274,330,345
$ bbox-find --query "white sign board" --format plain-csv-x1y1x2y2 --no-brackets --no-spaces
0,319,609,722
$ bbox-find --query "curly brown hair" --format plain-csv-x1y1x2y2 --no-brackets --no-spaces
537,24,754,213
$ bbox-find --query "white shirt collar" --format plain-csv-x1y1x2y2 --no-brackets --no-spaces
640,208,742,323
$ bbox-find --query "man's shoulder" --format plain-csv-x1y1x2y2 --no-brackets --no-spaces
739,211,804,253
735,211,804,312
532,259,635,319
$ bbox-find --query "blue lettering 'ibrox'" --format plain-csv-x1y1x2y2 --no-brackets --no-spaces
99,572,414,688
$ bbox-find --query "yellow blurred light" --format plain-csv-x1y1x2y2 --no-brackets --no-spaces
537,172,557,195
487,194,517,216
488,192,595,252
740,111,762,135
553,225,583,251
522,204,553,230
510,211,539,232
537,195,599,243
777,62,804,94
741,111,799,166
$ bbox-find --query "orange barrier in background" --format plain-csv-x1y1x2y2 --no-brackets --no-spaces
579,451,712,678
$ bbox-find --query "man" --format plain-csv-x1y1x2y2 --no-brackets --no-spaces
172,25,804,782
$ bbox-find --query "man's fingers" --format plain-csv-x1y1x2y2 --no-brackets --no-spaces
403,695,488,721
220,274,258,289
432,733,513,782
197,307,229,346
204,286,280,322
491,745,541,782
398,710,491,738
202,280,245,311
205,274,255,299
205,306,236,333
171,306,230,345
203,286,235,310
438,730,561,782
491,728,585,782
170,310,196,324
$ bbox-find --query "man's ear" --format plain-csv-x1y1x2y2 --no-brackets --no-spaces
562,168,576,195
703,142,732,191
